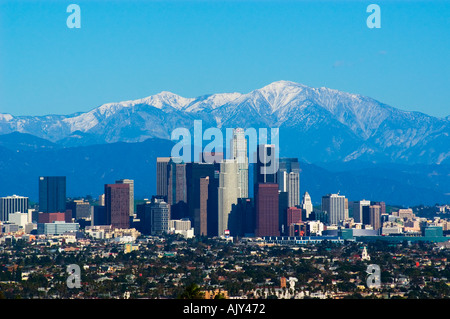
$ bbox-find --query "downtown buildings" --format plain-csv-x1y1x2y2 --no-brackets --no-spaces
0,130,412,243
0,195,29,221
153,136,303,239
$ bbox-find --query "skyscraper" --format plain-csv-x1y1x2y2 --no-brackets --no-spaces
279,191,289,235
39,176,66,213
186,162,220,236
255,183,280,237
0,195,29,222
277,158,300,207
66,199,91,220
287,207,302,227
228,198,254,237
105,183,130,229
116,179,134,217
254,144,278,185
230,128,249,198
372,201,386,215
196,176,209,236
322,193,347,226
302,192,313,219
167,158,187,219
253,144,279,237
218,159,240,236
369,205,381,231
156,157,171,198
136,196,170,235
352,200,371,223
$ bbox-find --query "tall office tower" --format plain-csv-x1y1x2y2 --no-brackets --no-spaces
230,128,249,198
287,207,302,227
277,158,300,207
255,183,279,237
228,198,254,237
345,198,349,221
196,176,209,236
369,205,381,231
254,144,278,184
0,195,29,221
105,183,130,229
92,205,107,226
352,200,371,223
321,193,347,226
302,192,313,219
167,158,187,220
136,196,170,235
66,199,91,220
39,176,66,213
372,201,386,215
156,157,171,198
116,179,134,217
186,162,220,236
218,159,240,236
278,191,289,235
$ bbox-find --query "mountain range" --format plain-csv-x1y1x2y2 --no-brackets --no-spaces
0,80,448,205
1,80,449,164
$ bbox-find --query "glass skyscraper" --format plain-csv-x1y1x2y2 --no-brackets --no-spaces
38,176,66,213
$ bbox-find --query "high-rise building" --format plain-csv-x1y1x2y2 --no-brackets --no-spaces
369,205,381,231
66,199,91,220
105,183,130,229
277,158,300,207
39,176,66,213
0,195,29,221
228,198,254,237
279,191,289,235
254,144,278,185
156,157,171,198
287,207,302,226
92,205,107,226
186,162,220,236
167,158,187,219
352,200,371,223
302,192,313,219
322,193,347,226
116,179,134,217
372,201,386,215
230,128,249,198
218,159,240,236
136,196,170,235
196,176,209,236
255,183,279,237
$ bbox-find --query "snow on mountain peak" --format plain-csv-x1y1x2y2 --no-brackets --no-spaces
138,91,194,110
249,80,309,112
0,113,13,121
183,92,242,112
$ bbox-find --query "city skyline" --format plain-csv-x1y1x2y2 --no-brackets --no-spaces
1,0,449,304
1,144,444,237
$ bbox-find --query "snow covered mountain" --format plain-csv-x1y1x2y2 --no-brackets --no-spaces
1,80,448,164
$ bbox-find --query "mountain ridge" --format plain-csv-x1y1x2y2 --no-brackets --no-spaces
0,80,448,165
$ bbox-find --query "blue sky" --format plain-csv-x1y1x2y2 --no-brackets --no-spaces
0,0,449,117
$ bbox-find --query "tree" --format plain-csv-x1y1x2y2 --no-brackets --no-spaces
178,283,205,299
